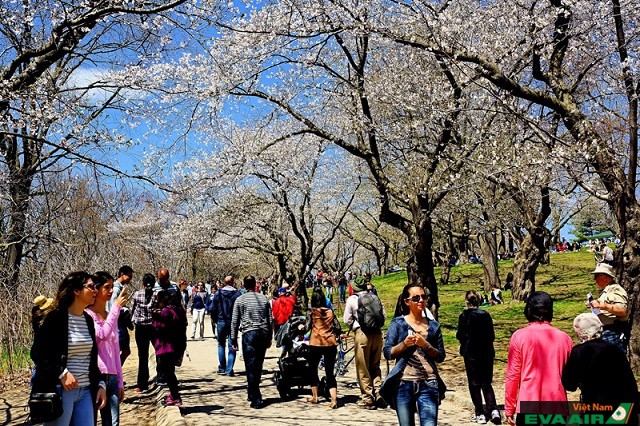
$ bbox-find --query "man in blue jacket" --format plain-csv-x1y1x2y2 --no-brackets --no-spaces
209,275,240,376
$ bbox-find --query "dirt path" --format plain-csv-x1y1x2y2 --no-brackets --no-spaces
0,318,502,425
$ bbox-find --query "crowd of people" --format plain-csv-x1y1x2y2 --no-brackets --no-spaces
28,259,637,426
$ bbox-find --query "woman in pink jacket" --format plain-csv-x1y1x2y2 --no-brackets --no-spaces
87,271,129,425
505,291,573,426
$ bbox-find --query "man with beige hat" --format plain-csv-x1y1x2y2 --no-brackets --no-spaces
588,262,629,353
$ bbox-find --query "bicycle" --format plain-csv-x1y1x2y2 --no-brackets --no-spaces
334,334,355,377
317,333,355,377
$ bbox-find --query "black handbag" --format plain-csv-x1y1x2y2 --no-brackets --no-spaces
29,392,63,423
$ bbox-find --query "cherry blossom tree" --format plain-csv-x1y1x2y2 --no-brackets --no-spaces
371,0,640,366
149,1,503,314
0,0,189,292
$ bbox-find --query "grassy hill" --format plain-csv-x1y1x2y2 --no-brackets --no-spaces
369,249,596,366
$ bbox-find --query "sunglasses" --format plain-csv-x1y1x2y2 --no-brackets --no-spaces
405,294,428,302
83,282,96,290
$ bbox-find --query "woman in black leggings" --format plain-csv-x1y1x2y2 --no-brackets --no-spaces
306,289,339,409
456,290,500,424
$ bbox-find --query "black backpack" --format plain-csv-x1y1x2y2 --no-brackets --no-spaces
357,292,385,332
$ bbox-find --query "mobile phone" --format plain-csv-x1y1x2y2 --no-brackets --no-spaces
587,292,594,303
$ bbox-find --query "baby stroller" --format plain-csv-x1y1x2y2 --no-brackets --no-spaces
273,315,319,398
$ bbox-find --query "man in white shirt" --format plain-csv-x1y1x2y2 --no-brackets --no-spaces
343,279,385,409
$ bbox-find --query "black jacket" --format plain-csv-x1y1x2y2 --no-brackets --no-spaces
31,308,103,396
456,307,495,359
562,338,638,424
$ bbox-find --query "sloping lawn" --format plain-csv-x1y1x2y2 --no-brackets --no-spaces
370,250,596,366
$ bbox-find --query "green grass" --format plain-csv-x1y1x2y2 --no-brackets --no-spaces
0,346,32,376
370,250,596,367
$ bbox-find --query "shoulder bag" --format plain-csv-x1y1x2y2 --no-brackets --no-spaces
29,391,63,423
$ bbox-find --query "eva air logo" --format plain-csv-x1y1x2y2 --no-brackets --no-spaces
606,403,634,424
523,403,636,424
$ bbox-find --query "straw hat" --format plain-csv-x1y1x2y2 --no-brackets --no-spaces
33,295,53,310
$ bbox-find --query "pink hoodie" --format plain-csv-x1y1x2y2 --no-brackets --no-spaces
504,321,573,417
86,305,123,389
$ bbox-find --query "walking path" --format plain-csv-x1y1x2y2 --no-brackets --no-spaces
156,323,481,425
0,316,492,425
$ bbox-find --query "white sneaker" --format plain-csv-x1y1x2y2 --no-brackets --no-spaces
477,414,487,424
470,414,477,422
490,410,501,424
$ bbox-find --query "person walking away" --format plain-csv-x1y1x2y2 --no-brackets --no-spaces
587,263,629,353
207,282,219,339
344,278,386,409
305,289,339,409
456,290,500,424
152,268,179,386
272,286,296,334
152,290,187,406
130,273,156,393
338,274,348,304
231,275,272,409
505,291,573,426
562,313,638,425
31,271,107,425
32,295,53,335
87,271,129,425
380,284,446,426
107,265,134,366
210,275,240,376
30,295,53,384
324,275,334,303
189,282,207,339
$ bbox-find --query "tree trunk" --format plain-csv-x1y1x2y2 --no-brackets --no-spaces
439,259,451,287
2,170,34,294
383,244,390,273
511,226,549,301
407,218,439,317
479,231,500,292
276,253,288,281
439,237,456,286
615,204,640,372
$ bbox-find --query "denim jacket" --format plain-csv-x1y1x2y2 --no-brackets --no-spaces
380,315,446,409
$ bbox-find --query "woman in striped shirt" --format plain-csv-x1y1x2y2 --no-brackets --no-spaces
31,271,107,425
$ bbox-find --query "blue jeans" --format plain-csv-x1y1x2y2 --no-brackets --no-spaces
396,379,439,426
242,329,270,402
217,321,236,374
338,285,347,303
602,329,627,354
44,385,94,426
99,374,120,426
